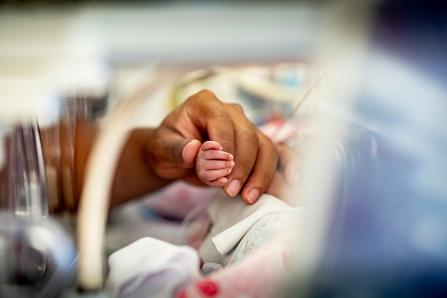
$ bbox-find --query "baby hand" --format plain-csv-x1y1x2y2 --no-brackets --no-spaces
196,141,234,187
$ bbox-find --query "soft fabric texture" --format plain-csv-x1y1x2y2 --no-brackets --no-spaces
180,243,289,298
181,193,299,298
199,194,298,266
106,237,200,298
107,194,299,298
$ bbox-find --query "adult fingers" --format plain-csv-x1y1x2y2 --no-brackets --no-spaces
223,106,259,197
240,132,278,204
207,115,235,156
148,126,201,168
185,90,235,155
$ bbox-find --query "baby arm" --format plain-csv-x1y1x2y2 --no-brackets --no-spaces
196,141,234,188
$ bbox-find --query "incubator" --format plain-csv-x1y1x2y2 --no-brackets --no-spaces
0,81,107,297
0,91,73,297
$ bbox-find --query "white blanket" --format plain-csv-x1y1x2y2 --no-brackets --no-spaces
199,194,298,265
107,237,200,298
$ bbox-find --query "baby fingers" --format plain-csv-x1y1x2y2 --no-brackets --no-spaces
201,168,233,181
201,160,235,170
202,150,233,161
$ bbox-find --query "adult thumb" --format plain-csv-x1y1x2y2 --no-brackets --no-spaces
149,127,201,168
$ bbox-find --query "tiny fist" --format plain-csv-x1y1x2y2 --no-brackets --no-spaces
196,141,235,187
201,141,223,151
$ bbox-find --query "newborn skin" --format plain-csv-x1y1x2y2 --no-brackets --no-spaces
196,141,287,199
196,141,234,187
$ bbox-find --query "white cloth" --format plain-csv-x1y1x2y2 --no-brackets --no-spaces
199,194,298,265
106,237,200,298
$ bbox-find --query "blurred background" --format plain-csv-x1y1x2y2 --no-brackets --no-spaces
0,0,318,126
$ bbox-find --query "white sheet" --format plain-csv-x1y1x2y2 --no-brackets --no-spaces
199,194,298,264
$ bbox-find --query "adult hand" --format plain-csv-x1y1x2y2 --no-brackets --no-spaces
266,143,299,199
147,89,279,204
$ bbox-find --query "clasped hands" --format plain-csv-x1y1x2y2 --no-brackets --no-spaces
146,90,296,204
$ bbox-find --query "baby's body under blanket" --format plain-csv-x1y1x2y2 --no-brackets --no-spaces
107,194,299,298
199,193,298,266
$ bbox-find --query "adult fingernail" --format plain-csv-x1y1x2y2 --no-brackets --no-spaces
246,188,260,204
226,179,241,197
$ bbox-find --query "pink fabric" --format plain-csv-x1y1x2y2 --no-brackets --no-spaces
179,244,287,298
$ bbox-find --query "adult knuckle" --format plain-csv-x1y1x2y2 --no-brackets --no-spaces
229,103,243,113
184,93,198,106
185,92,226,120
213,109,230,120
197,89,216,99
240,130,259,147
185,89,214,106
